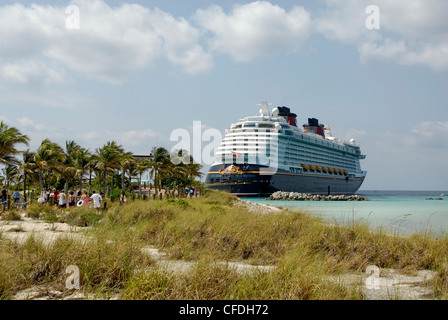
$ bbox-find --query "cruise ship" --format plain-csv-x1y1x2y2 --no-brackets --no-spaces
204,102,367,196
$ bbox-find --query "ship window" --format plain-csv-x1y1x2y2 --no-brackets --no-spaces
258,123,274,128
243,123,256,127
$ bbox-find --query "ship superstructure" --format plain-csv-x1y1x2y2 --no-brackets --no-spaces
205,102,367,196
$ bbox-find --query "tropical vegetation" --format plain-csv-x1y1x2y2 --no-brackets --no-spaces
0,121,203,201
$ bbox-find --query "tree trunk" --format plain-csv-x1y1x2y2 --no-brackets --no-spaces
23,172,27,201
154,170,158,196
89,170,92,194
103,167,107,195
38,170,44,191
139,173,142,195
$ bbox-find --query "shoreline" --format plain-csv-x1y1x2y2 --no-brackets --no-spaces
267,191,368,201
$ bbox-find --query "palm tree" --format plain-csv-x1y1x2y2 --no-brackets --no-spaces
184,160,203,186
74,147,92,191
172,165,186,198
19,149,36,202
59,140,80,190
33,139,66,190
168,149,203,197
149,147,169,196
86,154,98,194
119,151,136,191
64,141,93,191
135,158,151,195
1,164,19,189
95,141,124,195
65,140,80,158
0,121,30,166
158,160,174,196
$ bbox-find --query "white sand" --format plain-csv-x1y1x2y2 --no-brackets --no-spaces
0,213,87,245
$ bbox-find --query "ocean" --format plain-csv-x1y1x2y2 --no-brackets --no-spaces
243,190,448,236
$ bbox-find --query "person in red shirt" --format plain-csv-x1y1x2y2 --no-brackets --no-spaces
53,189,59,207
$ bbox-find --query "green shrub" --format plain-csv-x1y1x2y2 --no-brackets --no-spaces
0,209,22,221
62,207,102,227
25,203,56,219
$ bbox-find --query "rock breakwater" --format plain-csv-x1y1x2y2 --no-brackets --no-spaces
267,191,368,201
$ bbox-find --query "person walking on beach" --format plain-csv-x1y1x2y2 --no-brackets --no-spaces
119,190,127,205
58,189,67,210
12,188,20,207
68,191,76,208
91,190,102,213
40,188,48,204
53,189,59,207
1,185,8,213
81,191,90,207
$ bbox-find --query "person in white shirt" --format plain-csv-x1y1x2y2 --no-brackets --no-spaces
58,190,67,210
40,188,48,204
90,191,102,213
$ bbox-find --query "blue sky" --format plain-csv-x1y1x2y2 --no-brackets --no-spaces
0,0,447,190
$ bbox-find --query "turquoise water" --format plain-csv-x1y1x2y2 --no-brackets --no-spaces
243,191,448,236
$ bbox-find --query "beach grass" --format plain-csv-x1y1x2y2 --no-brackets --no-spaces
1,189,448,299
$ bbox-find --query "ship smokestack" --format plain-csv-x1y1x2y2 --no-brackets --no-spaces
277,106,297,127
303,118,325,137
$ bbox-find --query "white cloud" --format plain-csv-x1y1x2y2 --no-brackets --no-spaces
149,8,213,74
0,87,97,109
74,128,167,152
0,0,212,84
0,60,64,85
194,1,312,62
1,0,447,87
16,117,48,131
316,0,448,72
113,129,163,147
45,0,163,84
410,121,448,148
